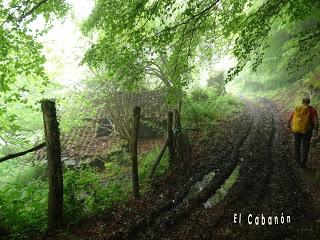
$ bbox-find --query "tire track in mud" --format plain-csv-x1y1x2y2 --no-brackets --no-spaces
255,100,320,240
164,99,320,240
212,100,284,239
160,99,277,240
111,100,256,240
110,98,320,240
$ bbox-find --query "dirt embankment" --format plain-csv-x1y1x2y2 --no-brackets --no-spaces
74,98,320,240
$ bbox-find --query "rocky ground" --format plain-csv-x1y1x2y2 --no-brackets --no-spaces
72,98,320,240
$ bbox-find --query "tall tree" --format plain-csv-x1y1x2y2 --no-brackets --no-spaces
0,0,69,141
82,0,320,87
0,0,69,92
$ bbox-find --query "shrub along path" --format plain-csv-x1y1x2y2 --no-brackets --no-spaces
73,98,320,240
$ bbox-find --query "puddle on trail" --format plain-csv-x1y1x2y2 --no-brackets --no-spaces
204,165,240,208
185,172,216,200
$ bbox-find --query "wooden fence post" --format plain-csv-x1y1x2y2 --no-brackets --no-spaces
41,100,63,232
130,106,141,199
167,110,174,166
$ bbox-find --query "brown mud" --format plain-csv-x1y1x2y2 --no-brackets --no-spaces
74,98,320,240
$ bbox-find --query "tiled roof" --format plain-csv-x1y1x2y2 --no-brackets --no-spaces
37,91,168,163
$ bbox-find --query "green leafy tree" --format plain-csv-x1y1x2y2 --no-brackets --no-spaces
207,71,226,95
0,0,69,148
82,0,320,89
0,0,69,92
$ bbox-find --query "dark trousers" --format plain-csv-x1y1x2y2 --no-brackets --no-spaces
294,130,313,165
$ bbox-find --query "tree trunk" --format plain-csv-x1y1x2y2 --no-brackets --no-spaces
41,100,63,233
173,109,190,170
130,106,141,199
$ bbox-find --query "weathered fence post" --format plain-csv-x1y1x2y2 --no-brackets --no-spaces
41,100,63,232
167,110,174,166
130,106,141,199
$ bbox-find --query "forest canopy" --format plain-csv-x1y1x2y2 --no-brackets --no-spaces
0,0,69,144
81,0,320,88
1,0,320,143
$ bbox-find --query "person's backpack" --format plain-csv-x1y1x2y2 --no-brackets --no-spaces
292,105,312,134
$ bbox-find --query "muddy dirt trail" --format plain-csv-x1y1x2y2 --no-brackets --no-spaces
76,98,320,240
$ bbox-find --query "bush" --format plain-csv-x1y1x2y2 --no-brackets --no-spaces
0,145,170,237
182,87,241,130
0,159,48,237
63,166,130,227
303,65,320,91
0,176,48,236
0,161,131,237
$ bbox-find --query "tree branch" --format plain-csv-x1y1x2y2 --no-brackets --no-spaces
18,0,49,22
0,142,45,163
149,1,218,39
149,139,168,179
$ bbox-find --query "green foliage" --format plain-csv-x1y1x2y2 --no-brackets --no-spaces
63,167,130,226
182,87,241,130
0,0,70,147
81,0,210,100
104,141,130,167
303,65,320,91
81,0,320,91
207,71,226,96
228,10,320,97
0,1,68,86
0,161,131,236
227,0,320,80
58,89,97,133
104,161,129,178
0,0,69,93
139,147,169,186
0,142,170,237
0,161,48,236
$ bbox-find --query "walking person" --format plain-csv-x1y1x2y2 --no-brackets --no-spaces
287,97,319,168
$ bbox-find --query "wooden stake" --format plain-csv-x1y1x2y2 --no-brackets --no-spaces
149,140,168,179
130,106,141,199
41,100,63,232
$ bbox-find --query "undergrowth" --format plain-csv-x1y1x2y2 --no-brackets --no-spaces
182,87,242,133
0,146,169,239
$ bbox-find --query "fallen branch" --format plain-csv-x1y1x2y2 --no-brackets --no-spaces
0,142,45,163
149,139,168,179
